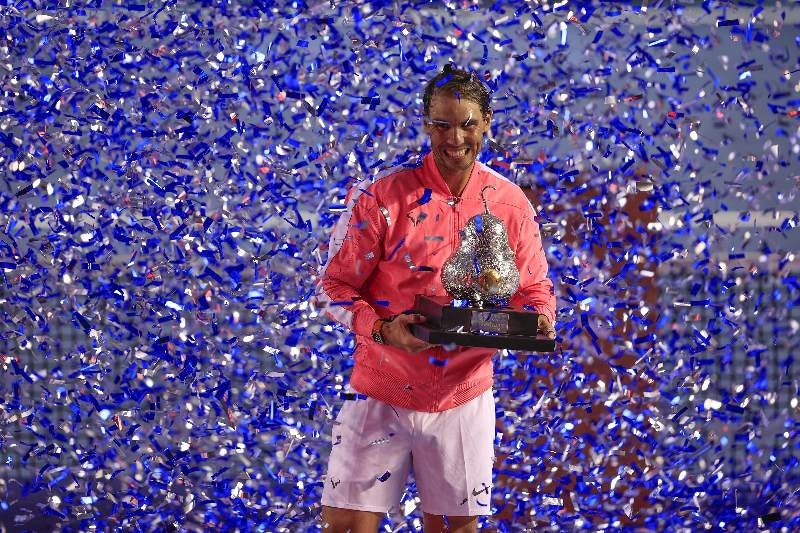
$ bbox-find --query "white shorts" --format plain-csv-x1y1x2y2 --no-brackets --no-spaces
321,388,495,517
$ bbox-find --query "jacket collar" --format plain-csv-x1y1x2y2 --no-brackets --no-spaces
422,152,483,199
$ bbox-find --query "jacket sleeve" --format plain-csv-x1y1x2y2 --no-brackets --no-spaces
510,202,556,325
314,182,386,338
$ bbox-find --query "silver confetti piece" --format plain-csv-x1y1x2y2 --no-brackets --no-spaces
379,206,391,225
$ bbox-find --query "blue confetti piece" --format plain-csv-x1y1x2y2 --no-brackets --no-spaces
417,188,432,205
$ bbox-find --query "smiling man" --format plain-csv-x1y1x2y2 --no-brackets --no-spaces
316,64,556,532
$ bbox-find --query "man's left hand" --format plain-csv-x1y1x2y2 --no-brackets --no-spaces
538,315,555,339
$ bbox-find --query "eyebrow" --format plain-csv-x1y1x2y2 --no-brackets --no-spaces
428,116,480,126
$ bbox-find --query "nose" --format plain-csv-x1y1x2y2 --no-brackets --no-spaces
450,125,465,145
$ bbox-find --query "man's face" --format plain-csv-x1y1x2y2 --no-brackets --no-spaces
424,91,492,179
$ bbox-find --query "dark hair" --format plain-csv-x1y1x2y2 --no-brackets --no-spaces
422,64,492,118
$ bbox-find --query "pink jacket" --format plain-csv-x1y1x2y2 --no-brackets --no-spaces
316,153,555,412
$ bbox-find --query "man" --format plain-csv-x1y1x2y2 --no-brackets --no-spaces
315,64,556,532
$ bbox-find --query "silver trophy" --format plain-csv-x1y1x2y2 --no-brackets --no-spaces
441,186,520,307
411,187,555,351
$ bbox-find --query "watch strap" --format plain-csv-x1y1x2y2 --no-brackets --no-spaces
371,318,389,344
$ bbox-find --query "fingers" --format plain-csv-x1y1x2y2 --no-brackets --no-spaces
538,315,556,339
393,313,427,325
405,338,436,353
383,314,436,352
393,327,434,352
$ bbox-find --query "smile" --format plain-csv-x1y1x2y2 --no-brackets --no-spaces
444,147,468,158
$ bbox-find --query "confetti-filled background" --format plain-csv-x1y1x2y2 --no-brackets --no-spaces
1,0,799,531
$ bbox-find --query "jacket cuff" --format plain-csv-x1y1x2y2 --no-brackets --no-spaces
352,302,381,338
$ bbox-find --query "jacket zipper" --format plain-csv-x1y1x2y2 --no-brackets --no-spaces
433,195,461,410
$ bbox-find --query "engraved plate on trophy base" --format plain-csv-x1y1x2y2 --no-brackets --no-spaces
470,310,509,334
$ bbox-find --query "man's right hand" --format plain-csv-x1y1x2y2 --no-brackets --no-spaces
380,314,436,353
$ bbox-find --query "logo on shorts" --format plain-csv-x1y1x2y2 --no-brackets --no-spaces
330,478,341,489
471,482,491,496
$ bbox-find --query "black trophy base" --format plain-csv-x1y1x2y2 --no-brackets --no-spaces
411,295,555,352
411,323,556,352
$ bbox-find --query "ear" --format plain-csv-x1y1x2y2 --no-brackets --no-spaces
483,110,493,131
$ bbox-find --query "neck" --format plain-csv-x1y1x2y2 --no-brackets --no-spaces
439,164,473,197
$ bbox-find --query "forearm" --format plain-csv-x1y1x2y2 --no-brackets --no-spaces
513,203,557,324
313,179,386,337
512,280,556,325
315,278,381,338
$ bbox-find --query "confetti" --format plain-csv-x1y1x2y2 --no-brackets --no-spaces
0,1,797,531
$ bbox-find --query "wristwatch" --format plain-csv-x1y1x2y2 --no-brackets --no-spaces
371,318,389,345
